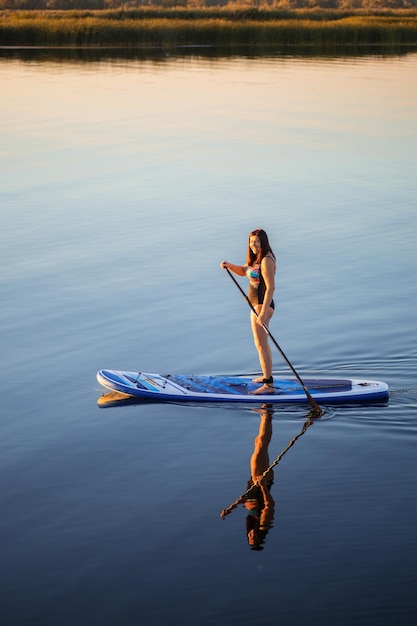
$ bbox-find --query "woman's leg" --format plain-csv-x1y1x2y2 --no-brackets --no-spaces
250,306,274,389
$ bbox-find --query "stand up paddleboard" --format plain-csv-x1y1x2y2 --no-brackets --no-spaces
96,370,389,404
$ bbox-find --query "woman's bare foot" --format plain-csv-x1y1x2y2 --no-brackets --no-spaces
252,383,275,395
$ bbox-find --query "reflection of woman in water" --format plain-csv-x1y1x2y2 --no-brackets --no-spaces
221,407,316,550
242,407,275,550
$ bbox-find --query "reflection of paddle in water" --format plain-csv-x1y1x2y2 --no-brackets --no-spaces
220,404,316,550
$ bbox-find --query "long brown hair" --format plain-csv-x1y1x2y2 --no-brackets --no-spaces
246,229,275,266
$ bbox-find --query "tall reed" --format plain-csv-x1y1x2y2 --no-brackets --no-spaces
1,9,417,47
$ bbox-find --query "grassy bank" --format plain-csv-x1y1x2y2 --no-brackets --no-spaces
1,8,417,47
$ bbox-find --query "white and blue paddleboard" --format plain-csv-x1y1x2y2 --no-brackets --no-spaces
96,370,389,405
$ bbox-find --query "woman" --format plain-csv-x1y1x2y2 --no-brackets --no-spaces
220,228,276,395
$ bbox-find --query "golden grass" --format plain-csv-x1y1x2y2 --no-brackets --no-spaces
1,8,417,47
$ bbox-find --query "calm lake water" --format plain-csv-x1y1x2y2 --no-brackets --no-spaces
1,47,417,626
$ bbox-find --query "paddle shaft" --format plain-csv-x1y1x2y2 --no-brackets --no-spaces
225,267,321,414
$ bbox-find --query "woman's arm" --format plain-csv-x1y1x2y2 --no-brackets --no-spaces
259,256,276,317
220,261,246,276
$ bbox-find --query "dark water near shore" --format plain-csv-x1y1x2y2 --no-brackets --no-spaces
1,48,417,625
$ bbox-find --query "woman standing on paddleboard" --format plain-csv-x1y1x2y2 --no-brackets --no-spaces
220,228,276,395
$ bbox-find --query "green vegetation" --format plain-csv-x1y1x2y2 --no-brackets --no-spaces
1,7,417,48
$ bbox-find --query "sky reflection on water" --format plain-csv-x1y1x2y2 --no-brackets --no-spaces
1,50,417,626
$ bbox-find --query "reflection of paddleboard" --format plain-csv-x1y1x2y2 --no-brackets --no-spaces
96,370,389,404
96,390,141,408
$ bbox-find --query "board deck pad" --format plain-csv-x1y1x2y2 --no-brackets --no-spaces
96,370,389,405
159,375,352,394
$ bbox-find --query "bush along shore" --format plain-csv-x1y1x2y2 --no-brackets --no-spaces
1,8,417,48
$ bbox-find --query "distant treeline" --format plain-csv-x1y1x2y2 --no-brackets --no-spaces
1,0,416,10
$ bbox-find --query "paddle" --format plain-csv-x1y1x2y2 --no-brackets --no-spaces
224,267,322,415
